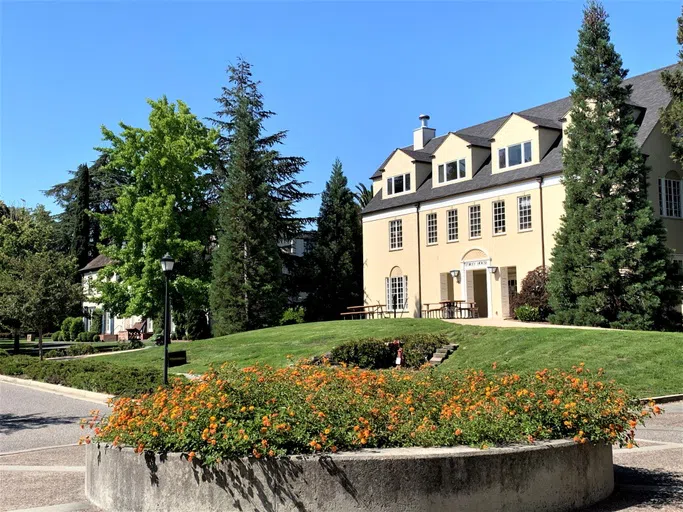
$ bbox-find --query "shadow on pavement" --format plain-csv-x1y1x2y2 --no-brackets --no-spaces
586,465,683,511
0,412,82,435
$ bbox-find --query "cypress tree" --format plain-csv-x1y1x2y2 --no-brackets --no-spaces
209,59,311,334
73,164,90,269
549,2,682,330
306,159,363,320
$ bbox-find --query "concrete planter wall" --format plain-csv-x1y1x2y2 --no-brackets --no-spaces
86,440,613,512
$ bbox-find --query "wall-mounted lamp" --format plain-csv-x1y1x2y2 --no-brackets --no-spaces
449,269,460,278
487,266,498,275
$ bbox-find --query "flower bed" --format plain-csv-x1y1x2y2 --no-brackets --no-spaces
85,363,658,466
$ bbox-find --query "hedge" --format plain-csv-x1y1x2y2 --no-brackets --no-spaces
0,354,165,396
330,333,448,369
85,363,659,466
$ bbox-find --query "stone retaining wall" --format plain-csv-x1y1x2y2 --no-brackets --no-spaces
86,440,613,512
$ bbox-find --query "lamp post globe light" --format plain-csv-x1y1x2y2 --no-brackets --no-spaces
160,253,174,385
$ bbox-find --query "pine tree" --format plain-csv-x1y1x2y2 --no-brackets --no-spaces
549,1,682,330
73,164,90,269
209,59,312,334
306,159,363,320
661,7,683,165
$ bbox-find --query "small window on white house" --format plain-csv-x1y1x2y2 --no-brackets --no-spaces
389,219,403,250
387,173,411,196
518,195,532,231
447,209,458,242
386,275,408,311
499,141,533,169
469,205,481,239
438,159,466,184
427,213,438,245
659,172,682,218
493,200,506,235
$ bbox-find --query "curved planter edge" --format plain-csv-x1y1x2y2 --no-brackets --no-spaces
86,440,613,512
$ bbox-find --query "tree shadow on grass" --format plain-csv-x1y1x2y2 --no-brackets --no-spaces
584,465,683,511
0,413,81,435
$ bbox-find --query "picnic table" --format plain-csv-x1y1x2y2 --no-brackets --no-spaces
340,304,386,320
436,300,477,319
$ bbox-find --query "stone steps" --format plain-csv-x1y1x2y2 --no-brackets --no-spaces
429,343,459,366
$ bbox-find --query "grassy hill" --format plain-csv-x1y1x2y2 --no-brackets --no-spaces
98,319,683,397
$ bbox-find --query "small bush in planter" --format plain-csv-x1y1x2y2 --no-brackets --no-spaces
515,305,541,322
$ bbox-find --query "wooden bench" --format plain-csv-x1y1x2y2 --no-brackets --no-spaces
168,350,187,367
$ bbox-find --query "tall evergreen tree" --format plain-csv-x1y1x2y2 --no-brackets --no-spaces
209,59,312,334
306,159,363,320
73,164,91,269
661,7,683,165
548,2,682,330
45,153,129,260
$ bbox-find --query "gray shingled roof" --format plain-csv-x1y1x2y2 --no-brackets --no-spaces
515,113,563,130
364,64,676,215
79,254,113,273
453,132,491,147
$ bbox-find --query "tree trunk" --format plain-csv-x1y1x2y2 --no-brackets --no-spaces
12,330,19,355
38,328,43,361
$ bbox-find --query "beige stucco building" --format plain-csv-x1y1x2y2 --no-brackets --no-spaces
362,65,683,319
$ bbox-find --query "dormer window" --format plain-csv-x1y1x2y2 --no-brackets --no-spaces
387,173,411,196
437,159,466,184
499,141,532,169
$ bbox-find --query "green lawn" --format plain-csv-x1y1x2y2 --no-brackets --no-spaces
98,319,452,371
85,319,683,397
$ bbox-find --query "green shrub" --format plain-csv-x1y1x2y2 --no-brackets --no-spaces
515,305,541,323
60,317,85,341
92,333,101,342
66,344,95,356
280,307,305,326
331,334,448,369
0,356,166,396
127,339,144,350
91,309,103,334
0,349,9,357
75,332,91,342
52,331,63,342
45,349,66,358
331,338,394,368
510,267,551,320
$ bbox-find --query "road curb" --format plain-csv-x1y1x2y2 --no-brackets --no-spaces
0,375,113,405
639,393,683,404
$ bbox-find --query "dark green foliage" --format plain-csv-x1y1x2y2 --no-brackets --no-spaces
52,331,64,342
90,309,103,334
45,154,128,259
331,333,448,369
549,2,683,330
306,160,363,321
330,338,394,369
660,7,683,166
66,343,94,356
510,266,551,320
61,317,85,341
174,309,210,341
0,356,166,396
354,182,374,208
515,305,542,323
280,307,305,326
73,164,91,269
209,59,312,335
44,349,65,358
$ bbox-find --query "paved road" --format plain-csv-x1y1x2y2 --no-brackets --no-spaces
0,381,105,453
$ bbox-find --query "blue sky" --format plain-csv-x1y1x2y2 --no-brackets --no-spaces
1,1,680,219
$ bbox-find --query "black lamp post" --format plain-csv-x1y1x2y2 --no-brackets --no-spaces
160,253,175,385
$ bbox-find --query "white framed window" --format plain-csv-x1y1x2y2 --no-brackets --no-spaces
498,141,532,169
386,275,408,311
447,209,458,242
493,200,506,235
389,219,403,250
426,213,438,245
469,205,481,239
518,195,532,231
659,174,682,218
437,158,466,184
386,173,411,196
